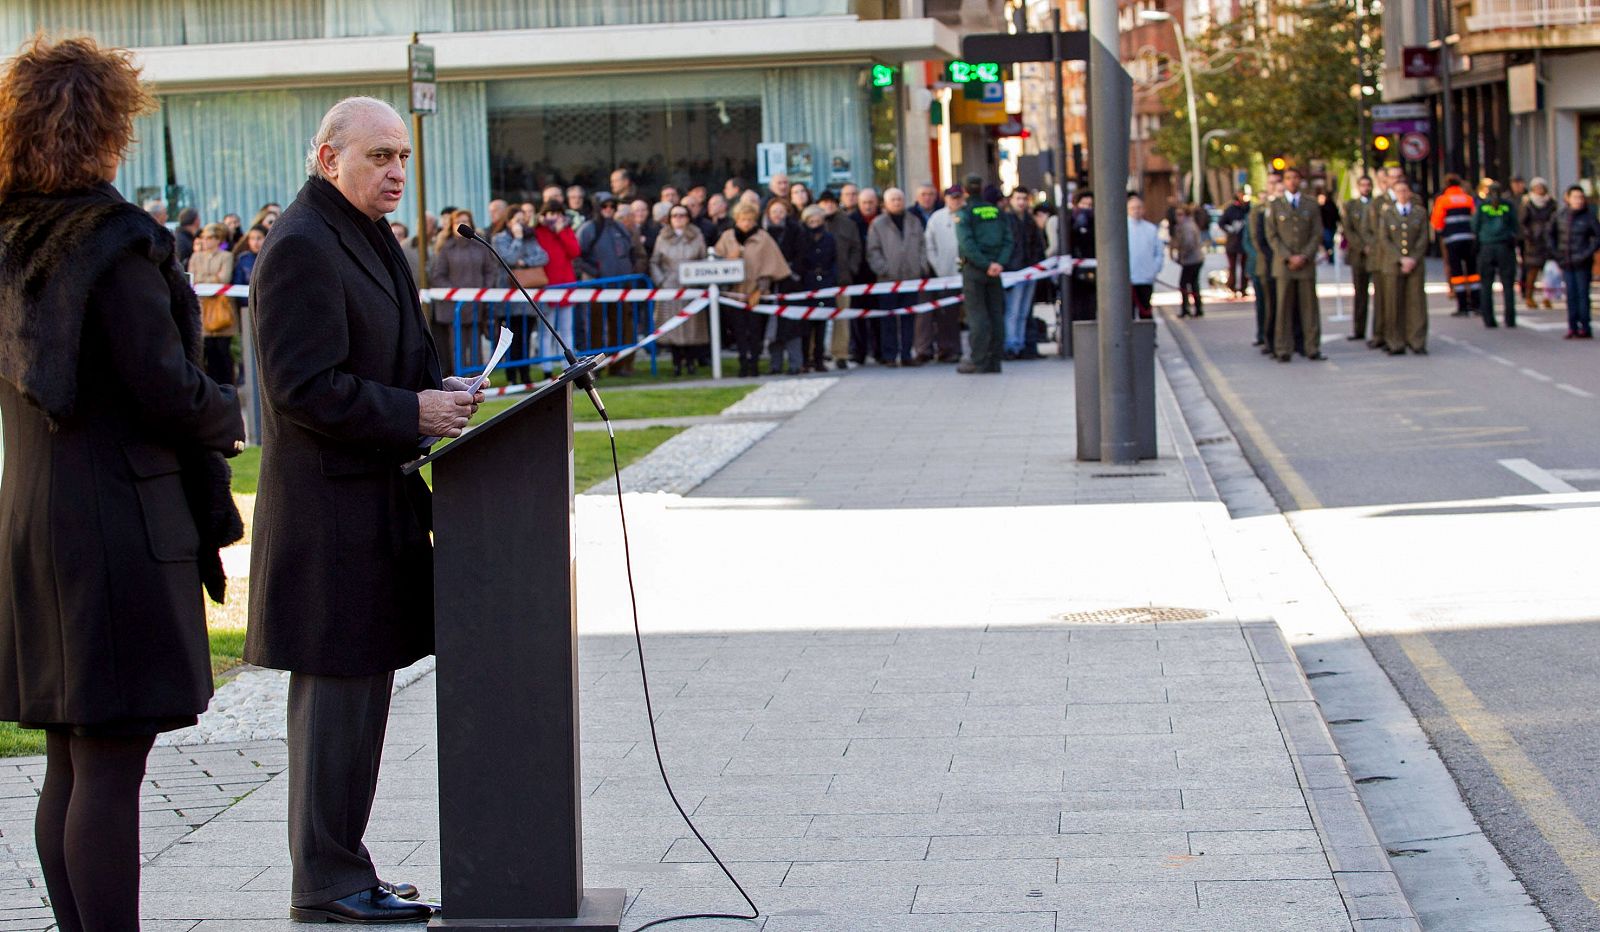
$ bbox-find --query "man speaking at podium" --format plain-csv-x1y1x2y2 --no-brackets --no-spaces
245,97,482,923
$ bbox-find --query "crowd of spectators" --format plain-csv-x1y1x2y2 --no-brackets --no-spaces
146,167,1072,383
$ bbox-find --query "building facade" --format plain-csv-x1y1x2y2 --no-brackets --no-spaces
4,1,961,223
1383,0,1600,190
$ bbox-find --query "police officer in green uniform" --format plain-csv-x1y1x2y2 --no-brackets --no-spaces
955,174,1013,374
1266,166,1326,361
1380,176,1431,354
1343,175,1376,341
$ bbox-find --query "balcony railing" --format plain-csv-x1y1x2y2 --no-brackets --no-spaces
1467,0,1600,30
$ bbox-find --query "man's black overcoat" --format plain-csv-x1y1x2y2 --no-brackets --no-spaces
246,178,443,675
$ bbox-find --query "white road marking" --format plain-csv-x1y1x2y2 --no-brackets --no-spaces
1517,321,1569,332
1520,368,1554,383
1436,334,1459,344
1488,355,1515,366
1551,468,1600,481
1556,383,1595,398
1498,458,1581,493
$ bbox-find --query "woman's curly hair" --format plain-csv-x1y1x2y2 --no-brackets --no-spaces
0,33,155,198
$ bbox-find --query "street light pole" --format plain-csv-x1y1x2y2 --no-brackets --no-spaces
1141,11,1202,207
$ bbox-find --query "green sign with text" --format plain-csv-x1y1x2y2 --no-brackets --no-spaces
946,60,1002,84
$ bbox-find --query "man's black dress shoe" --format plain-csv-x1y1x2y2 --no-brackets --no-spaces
380,880,420,901
289,886,435,924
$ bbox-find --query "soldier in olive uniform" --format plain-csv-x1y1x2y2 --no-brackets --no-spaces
1368,167,1404,350
955,174,1013,374
1379,177,1431,354
1266,166,1326,361
1343,175,1376,341
1248,171,1283,351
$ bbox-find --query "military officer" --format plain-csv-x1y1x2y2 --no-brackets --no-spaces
1368,167,1405,350
1380,177,1430,354
1266,166,1326,361
1343,175,1376,341
1248,171,1283,351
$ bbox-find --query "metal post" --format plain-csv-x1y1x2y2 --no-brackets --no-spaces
1433,0,1456,173
1052,8,1073,357
708,283,723,380
1172,22,1202,208
411,34,430,291
1089,0,1137,463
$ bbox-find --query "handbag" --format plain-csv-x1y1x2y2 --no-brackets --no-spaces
200,294,236,335
512,265,549,289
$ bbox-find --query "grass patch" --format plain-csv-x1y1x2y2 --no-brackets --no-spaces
230,445,261,495
575,426,684,491
0,586,254,758
478,384,755,424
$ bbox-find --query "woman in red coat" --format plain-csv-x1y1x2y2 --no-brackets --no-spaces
531,199,582,377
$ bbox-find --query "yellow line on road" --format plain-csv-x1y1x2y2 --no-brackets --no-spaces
1162,313,1322,510
1396,632,1600,908
1164,309,1600,907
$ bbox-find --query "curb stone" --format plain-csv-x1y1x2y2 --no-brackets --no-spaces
1156,319,1422,931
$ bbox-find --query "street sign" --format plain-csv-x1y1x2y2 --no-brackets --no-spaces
1373,119,1430,135
1372,102,1428,121
964,81,1005,103
679,259,746,285
871,64,896,87
1400,132,1431,162
962,30,1090,64
408,43,436,114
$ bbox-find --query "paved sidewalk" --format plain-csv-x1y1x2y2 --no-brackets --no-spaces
0,352,1414,930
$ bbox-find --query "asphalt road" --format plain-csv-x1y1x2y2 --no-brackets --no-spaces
1161,258,1600,932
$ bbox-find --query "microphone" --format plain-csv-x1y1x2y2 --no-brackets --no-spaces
455,222,608,423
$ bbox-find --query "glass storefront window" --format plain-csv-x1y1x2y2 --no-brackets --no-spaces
490,96,761,203
1580,113,1600,196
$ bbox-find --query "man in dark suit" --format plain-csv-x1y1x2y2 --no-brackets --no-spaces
246,97,483,923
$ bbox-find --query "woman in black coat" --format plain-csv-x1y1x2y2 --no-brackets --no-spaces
0,36,244,931
795,205,839,372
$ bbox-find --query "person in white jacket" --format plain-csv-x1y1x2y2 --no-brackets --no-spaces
1127,193,1165,318
921,184,968,362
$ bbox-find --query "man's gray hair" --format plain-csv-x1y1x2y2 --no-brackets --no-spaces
306,96,404,179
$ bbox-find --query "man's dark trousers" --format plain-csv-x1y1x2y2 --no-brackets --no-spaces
288,671,395,907
1479,243,1517,325
963,266,1005,371
1349,255,1372,338
1257,274,1278,347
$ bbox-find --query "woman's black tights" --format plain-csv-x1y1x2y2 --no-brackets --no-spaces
36,730,154,932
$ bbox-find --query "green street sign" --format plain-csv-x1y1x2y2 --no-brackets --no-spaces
409,42,436,114
946,60,1002,84
871,64,896,88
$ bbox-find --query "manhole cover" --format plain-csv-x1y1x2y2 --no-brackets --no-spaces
1052,606,1218,624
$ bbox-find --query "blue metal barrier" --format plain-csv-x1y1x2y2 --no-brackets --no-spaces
444,274,658,381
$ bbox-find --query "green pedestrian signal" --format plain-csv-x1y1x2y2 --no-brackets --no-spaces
871,64,897,88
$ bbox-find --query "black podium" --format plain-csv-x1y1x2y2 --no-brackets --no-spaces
406,360,624,931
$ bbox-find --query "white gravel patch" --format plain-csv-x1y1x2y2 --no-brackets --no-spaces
158,656,435,747
720,376,837,417
587,420,780,496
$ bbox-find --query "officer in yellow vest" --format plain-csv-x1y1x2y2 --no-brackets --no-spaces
1266,166,1325,361
1379,177,1431,354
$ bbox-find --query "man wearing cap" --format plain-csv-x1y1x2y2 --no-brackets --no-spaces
954,174,1012,373
922,184,968,362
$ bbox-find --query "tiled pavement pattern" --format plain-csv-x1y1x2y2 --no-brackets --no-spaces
690,361,1199,509
0,620,1389,930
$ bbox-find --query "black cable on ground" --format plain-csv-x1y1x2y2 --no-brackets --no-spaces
604,420,760,931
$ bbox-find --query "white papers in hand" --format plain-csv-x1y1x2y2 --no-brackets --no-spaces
468,327,514,393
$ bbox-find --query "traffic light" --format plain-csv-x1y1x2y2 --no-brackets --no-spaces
1372,134,1393,160
1270,156,1288,172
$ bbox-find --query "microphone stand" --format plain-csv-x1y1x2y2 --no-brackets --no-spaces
456,223,609,423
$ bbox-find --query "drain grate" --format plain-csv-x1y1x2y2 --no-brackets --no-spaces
1089,472,1166,479
1052,606,1218,624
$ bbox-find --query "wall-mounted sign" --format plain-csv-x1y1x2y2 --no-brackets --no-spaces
1508,62,1539,115
1400,132,1431,162
408,43,436,114
1402,46,1439,79
1372,102,1429,120
871,64,897,88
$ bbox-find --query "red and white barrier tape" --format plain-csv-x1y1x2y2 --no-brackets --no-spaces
720,294,965,320
476,296,713,399
194,256,1093,304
